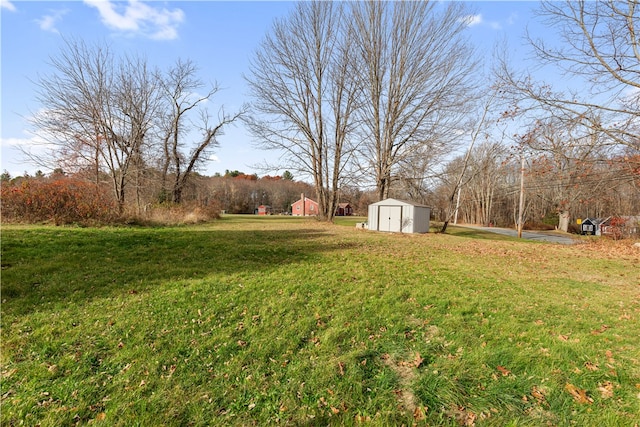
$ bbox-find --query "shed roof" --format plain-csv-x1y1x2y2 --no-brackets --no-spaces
369,198,429,208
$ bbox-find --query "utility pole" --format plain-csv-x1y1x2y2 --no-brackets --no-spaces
517,152,525,238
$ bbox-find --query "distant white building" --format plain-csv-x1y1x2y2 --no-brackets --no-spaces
368,198,430,234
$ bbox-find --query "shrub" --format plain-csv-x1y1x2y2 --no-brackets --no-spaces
139,200,221,225
1,178,118,225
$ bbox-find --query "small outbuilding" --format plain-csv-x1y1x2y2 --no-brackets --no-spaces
335,203,353,216
581,217,606,236
257,205,271,215
367,198,430,233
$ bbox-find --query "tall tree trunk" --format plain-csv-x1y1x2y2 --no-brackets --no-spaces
558,210,570,233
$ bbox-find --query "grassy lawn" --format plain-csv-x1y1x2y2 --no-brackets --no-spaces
1,216,639,426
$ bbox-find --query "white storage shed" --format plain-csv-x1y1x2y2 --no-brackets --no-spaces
367,198,431,234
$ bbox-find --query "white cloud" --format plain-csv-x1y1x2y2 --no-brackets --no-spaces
1,0,16,12
461,14,482,27
1,137,29,148
83,0,184,40
460,13,505,30
35,9,68,33
0,136,54,177
209,154,220,163
0,135,55,152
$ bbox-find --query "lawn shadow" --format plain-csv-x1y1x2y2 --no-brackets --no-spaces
438,225,516,241
1,225,355,315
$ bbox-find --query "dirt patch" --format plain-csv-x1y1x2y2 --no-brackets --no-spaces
381,353,425,414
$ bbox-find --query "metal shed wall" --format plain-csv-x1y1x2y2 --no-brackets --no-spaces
411,205,431,233
368,199,430,234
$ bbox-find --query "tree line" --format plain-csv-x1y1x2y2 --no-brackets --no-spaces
6,0,639,230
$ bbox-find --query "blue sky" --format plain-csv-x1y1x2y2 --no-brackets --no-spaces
1,0,542,178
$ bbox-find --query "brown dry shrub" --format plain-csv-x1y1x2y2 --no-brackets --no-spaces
141,201,221,225
1,178,118,225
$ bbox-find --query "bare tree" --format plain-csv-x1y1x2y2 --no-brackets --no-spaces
157,59,244,204
30,39,159,213
350,1,478,201
498,0,640,152
439,86,503,233
245,1,361,221
523,115,610,232
461,141,509,227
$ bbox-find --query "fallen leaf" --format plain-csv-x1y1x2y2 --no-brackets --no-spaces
534,319,544,325
565,383,593,404
558,334,569,341
464,411,477,426
355,414,371,423
584,361,599,371
338,361,345,376
531,386,546,404
330,406,340,414
0,368,18,378
590,324,609,335
413,352,424,368
413,405,427,421
96,412,106,421
597,381,614,399
448,406,476,427
496,366,511,376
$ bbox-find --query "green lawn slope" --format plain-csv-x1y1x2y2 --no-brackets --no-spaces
1,216,638,426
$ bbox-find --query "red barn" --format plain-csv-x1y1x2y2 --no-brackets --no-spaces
291,194,318,216
257,205,271,215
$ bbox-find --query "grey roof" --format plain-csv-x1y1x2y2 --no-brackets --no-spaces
369,198,430,208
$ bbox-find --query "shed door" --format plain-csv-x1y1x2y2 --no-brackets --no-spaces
378,206,402,232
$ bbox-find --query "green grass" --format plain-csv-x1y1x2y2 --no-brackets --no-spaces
1,216,639,426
